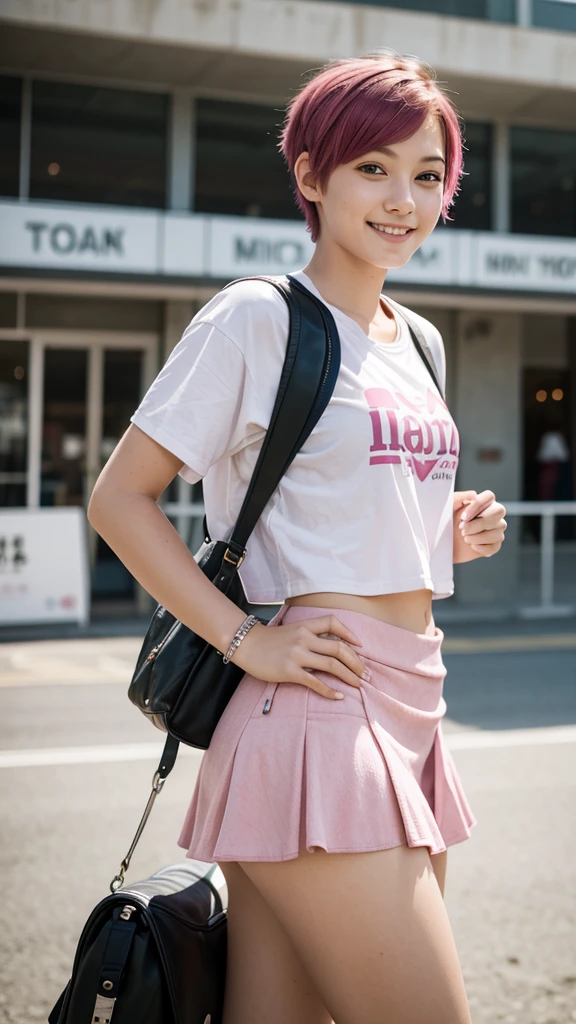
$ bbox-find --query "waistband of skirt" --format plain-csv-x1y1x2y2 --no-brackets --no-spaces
269,603,444,673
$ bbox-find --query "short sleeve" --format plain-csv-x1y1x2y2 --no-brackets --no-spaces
130,319,264,484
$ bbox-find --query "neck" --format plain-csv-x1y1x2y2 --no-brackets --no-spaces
302,244,390,333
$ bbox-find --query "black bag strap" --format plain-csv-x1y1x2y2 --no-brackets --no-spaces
110,734,180,893
94,913,138,1015
221,274,341,550
383,295,445,402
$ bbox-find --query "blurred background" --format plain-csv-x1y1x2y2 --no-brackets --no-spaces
1,0,576,627
1,5,576,1024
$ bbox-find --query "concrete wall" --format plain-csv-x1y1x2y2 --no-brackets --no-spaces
1,0,575,88
162,299,194,363
452,310,522,605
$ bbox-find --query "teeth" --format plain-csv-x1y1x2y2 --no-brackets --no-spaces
369,223,411,235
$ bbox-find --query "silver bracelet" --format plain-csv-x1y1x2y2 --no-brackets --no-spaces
222,614,260,664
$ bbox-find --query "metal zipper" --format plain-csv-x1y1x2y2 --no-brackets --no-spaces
145,619,178,662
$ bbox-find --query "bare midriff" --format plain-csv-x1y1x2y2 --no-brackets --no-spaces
284,589,436,637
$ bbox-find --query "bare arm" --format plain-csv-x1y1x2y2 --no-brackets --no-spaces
87,424,368,697
88,424,248,653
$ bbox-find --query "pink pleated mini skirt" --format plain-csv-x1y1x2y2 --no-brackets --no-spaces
177,603,477,862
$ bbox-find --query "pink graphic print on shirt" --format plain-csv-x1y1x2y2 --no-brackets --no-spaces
365,386,459,482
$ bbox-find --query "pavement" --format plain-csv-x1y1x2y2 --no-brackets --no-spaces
1,616,575,1024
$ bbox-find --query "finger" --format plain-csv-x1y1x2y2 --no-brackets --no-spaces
295,667,346,700
309,635,367,679
463,528,506,546
303,651,366,689
304,614,363,646
469,541,501,557
460,490,495,521
461,516,507,537
454,490,477,511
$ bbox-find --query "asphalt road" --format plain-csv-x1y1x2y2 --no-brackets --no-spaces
1,622,575,1024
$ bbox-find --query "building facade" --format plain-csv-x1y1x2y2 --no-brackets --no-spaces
1,0,575,615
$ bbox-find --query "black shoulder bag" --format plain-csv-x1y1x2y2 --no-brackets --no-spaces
127,274,340,751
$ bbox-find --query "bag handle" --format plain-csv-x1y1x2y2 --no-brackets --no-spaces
110,734,179,893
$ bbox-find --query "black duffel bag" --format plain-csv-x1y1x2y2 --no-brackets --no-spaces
49,860,228,1024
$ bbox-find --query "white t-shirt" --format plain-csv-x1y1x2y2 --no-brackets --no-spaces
130,270,459,603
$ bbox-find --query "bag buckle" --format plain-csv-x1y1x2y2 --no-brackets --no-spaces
223,546,246,568
91,992,115,1024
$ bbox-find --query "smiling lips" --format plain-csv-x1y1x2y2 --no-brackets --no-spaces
367,221,416,242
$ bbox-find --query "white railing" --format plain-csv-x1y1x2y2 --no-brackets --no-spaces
504,501,576,618
163,500,576,619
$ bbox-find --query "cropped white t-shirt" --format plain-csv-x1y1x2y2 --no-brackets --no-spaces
130,270,459,603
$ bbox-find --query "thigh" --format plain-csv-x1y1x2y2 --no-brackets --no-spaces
239,845,471,1024
431,849,447,898
218,861,333,1024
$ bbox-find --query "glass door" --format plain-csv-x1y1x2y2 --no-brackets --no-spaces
0,340,29,507
36,338,154,609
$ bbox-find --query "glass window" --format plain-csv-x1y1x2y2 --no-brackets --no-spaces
312,0,514,19
195,99,296,220
0,341,29,508
511,127,576,237
533,0,576,32
30,80,168,208
445,123,492,231
0,76,21,198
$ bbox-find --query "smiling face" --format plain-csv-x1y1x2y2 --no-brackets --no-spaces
295,115,446,271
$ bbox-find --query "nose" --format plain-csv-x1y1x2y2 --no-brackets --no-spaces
383,178,416,218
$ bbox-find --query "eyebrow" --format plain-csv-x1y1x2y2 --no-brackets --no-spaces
370,146,446,165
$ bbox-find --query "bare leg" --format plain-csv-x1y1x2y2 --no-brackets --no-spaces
238,844,471,1024
430,849,448,898
218,860,333,1024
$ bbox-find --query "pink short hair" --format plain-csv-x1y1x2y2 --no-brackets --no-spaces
279,52,464,242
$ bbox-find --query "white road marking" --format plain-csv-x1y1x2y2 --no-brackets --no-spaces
447,724,576,749
0,725,575,768
0,742,203,769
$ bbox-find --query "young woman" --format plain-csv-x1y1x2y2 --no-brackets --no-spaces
89,53,507,1024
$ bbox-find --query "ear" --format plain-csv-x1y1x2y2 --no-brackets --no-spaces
293,151,323,202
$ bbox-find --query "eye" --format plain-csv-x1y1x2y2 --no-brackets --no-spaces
418,171,443,183
357,163,385,175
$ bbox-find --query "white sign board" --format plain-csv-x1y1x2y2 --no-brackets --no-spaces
160,213,207,276
209,215,315,278
0,508,90,625
0,201,159,273
475,233,576,292
1,201,576,294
